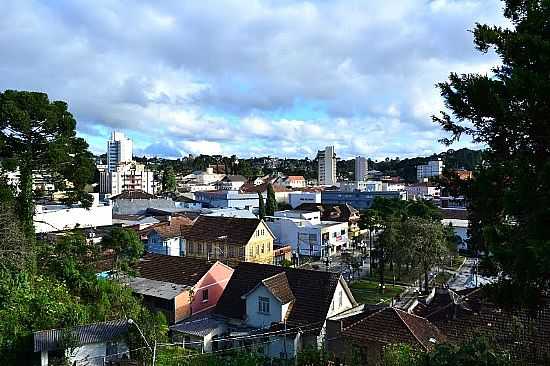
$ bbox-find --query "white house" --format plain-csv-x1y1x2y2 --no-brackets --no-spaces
405,183,440,200
34,319,129,366
288,191,321,209
265,210,348,257
210,263,357,360
33,193,112,233
216,175,247,191
339,180,383,192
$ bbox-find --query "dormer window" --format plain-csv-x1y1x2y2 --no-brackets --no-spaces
258,296,270,314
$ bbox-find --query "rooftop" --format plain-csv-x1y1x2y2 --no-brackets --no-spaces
184,216,267,244
110,190,158,200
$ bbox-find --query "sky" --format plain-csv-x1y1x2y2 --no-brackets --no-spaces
0,0,507,160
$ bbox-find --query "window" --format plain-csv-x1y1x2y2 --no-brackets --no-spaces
249,246,253,257
202,289,209,302
338,290,343,307
261,243,265,254
258,296,270,314
341,229,346,235
256,245,260,255
333,232,337,238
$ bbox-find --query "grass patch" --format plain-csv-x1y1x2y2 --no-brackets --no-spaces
156,346,197,366
350,280,404,304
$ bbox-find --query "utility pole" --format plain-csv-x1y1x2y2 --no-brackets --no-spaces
283,320,288,362
152,340,157,366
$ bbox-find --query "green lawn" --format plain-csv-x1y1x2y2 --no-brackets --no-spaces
350,280,405,304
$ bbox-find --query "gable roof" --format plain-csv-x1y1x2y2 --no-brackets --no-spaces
145,216,194,239
215,262,354,327
343,307,444,350
110,190,157,200
287,175,305,181
134,253,216,287
34,319,129,352
184,216,266,244
243,272,295,305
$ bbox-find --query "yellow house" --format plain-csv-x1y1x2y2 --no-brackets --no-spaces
182,216,274,264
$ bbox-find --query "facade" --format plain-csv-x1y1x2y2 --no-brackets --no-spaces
339,180,382,192
216,175,247,191
110,190,176,215
100,161,155,196
128,253,234,324
107,131,133,171
265,210,348,257
182,216,275,264
355,156,368,181
293,203,361,240
239,182,292,204
194,190,260,210
404,183,440,200
274,175,307,189
34,194,112,233
416,158,444,182
321,190,406,210
289,191,321,208
317,146,336,186
34,320,129,366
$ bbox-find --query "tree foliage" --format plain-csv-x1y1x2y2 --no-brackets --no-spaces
0,90,95,236
266,183,277,216
101,227,144,272
258,192,266,219
162,166,177,192
433,0,550,308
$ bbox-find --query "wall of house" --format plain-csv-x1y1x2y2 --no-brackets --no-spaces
327,280,355,318
289,192,321,208
65,341,129,366
245,286,282,328
191,262,234,316
147,233,181,256
174,291,192,323
245,221,274,264
34,204,112,233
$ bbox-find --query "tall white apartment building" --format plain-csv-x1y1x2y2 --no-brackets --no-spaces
100,161,155,196
317,145,336,186
416,158,444,182
107,131,133,171
355,156,368,181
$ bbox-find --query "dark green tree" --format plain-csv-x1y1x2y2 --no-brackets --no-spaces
266,183,277,216
162,166,177,192
258,192,266,219
101,227,144,272
0,90,95,237
433,0,550,308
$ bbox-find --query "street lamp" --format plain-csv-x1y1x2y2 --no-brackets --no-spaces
127,318,152,352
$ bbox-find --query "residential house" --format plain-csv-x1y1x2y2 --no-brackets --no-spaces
126,253,234,324
144,216,194,256
274,175,307,189
327,307,444,365
110,190,176,215
405,183,440,200
34,319,129,366
411,287,550,365
182,216,275,264
181,262,357,359
265,210,348,257
240,182,292,204
293,203,361,240
216,175,247,191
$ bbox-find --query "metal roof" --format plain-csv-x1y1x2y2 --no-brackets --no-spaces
34,319,129,352
124,276,190,299
170,314,224,337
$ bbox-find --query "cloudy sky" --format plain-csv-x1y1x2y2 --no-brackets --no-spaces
1,0,506,160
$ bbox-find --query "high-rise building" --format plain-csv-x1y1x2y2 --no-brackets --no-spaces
416,158,444,182
355,156,368,181
317,146,336,186
107,131,133,171
100,161,155,196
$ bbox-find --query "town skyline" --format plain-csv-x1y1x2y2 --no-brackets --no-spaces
1,1,505,160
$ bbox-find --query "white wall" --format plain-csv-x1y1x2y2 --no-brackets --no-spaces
66,341,129,366
289,192,321,208
245,286,283,329
147,232,182,256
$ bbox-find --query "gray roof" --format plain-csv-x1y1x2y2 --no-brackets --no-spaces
34,319,129,352
170,314,224,337
124,276,190,300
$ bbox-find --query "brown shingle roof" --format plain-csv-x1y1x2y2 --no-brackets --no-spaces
215,262,354,327
184,216,266,244
134,253,216,287
110,190,157,200
440,208,469,220
262,272,295,304
343,307,444,350
143,216,194,239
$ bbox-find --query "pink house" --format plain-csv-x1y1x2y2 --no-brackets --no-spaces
127,253,234,323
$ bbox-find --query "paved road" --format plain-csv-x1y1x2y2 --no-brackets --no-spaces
447,257,496,290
